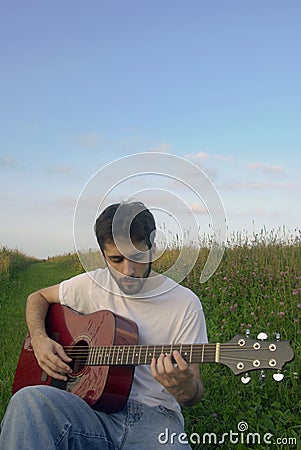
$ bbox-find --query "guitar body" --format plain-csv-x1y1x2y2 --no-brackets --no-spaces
12,304,139,413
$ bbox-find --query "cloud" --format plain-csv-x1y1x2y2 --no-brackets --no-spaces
184,151,208,160
47,164,73,174
190,203,207,214
149,143,172,153
0,155,16,168
73,132,102,149
247,162,284,174
184,151,233,162
220,180,300,191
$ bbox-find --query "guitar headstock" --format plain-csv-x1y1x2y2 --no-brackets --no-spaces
219,333,294,380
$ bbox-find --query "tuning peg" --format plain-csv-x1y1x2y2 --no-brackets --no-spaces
275,332,280,341
245,328,250,338
259,369,266,382
257,332,268,341
241,372,251,384
273,370,284,382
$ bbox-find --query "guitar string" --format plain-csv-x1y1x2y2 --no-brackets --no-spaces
60,346,278,364
61,345,277,354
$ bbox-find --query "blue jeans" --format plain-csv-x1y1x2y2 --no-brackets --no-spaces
0,386,191,449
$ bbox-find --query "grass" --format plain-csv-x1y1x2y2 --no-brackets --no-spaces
0,251,83,415
0,246,38,281
0,234,300,449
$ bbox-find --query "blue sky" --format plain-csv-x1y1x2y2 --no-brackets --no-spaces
1,0,300,258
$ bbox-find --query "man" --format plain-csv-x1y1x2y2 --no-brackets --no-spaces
0,201,208,449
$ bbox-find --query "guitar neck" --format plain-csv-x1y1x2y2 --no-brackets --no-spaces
65,336,294,375
69,343,217,367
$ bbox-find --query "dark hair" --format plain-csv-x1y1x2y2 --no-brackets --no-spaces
94,201,156,252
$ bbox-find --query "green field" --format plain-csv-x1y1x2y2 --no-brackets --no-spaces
0,238,300,449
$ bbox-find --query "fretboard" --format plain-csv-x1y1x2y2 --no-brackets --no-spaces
67,343,220,367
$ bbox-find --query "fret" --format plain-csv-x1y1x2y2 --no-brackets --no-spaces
105,347,112,365
131,345,135,364
132,345,140,365
87,347,91,365
110,345,116,365
152,345,156,361
144,346,149,364
138,345,142,364
151,345,156,363
201,344,204,363
97,346,103,365
215,343,220,363
126,345,131,364
93,346,99,365
96,347,101,365
115,346,121,365
189,344,193,363
120,346,125,364
182,345,189,360
161,345,171,356
89,346,96,365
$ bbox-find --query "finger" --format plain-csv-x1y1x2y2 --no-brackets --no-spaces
42,365,69,381
151,354,167,379
55,344,72,363
150,357,158,378
161,354,177,375
37,354,70,381
172,350,189,371
156,353,169,375
38,348,71,375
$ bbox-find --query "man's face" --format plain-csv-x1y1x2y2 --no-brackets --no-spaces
102,238,153,295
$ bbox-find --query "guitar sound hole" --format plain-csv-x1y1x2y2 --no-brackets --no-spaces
69,340,88,374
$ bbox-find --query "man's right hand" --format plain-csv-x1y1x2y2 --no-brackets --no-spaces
31,335,72,381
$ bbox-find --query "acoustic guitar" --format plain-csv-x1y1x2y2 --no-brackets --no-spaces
12,304,294,413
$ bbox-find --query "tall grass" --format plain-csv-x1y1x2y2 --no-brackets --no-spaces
154,229,301,448
0,246,38,281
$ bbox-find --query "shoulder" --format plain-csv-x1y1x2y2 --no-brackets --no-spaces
161,277,203,311
60,268,109,290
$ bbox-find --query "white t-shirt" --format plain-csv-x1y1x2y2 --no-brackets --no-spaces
59,268,208,414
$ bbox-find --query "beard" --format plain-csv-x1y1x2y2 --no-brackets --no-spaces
108,263,152,295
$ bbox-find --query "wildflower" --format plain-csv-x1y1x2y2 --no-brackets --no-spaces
278,311,285,318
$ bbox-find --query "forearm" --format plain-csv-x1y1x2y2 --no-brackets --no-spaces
26,284,60,341
26,292,50,341
26,288,72,379
178,377,204,407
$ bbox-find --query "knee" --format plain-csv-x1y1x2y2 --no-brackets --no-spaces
9,386,36,405
9,385,55,411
